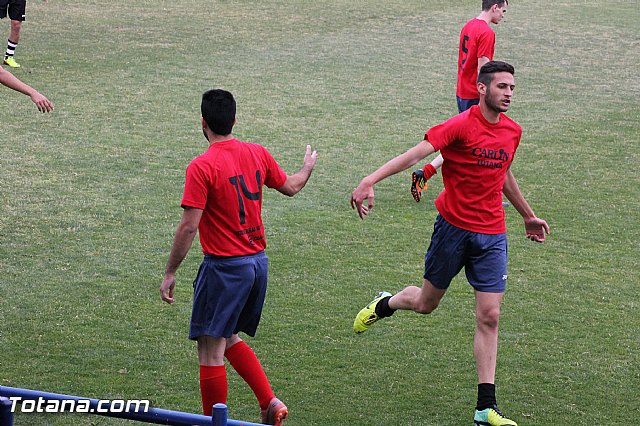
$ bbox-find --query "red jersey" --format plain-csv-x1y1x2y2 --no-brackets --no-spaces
181,139,287,256
425,105,522,234
457,18,495,100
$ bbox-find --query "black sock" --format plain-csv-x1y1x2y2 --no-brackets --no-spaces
5,39,17,59
374,296,396,318
476,383,497,411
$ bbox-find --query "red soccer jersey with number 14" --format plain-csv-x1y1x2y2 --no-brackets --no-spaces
457,18,495,100
426,106,522,234
181,139,287,257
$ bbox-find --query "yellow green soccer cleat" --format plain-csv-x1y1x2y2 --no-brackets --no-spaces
4,57,20,68
353,291,392,334
474,406,518,426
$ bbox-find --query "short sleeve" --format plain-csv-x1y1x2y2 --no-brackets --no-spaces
425,114,466,152
181,161,208,210
476,29,495,60
261,147,288,189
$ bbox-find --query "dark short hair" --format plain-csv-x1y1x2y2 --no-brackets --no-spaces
482,0,508,11
201,89,236,136
477,61,515,86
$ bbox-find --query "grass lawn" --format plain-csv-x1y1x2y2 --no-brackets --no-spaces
1,0,638,425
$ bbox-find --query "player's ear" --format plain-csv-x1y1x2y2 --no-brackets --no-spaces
477,81,487,96
201,117,210,141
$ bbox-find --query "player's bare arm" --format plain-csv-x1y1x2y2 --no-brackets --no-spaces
161,207,203,304
503,168,550,243
276,144,318,196
351,139,435,219
477,56,491,74
0,66,54,112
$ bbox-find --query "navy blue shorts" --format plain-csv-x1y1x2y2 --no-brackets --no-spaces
424,215,508,293
456,96,480,114
189,251,268,340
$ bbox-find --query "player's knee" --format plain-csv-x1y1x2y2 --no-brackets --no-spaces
477,307,500,330
225,335,242,349
414,298,438,315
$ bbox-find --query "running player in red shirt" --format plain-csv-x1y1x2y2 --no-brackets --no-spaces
351,62,549,426
412,0,508,203
161,89,317,425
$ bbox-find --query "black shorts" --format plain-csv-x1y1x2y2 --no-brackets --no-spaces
0,0,26,21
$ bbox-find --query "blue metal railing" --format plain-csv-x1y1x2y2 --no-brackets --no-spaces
0,398,14,426
0,386,265,426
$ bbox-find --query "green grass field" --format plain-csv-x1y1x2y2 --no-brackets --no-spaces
1,1,638,425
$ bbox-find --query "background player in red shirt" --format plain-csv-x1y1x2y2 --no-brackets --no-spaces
411,0,509,203
161,89,317,425
351,62,549,426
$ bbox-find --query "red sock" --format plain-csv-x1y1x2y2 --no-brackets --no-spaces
225,341,274,410
199,365,227,416
422,164,437,180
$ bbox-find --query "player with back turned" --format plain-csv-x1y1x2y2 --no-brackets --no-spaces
161,89,317,425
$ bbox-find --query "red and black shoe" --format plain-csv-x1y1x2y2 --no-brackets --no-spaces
260,397,288,426
411,169,428,203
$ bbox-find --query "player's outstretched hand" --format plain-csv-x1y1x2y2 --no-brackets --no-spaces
350,177,374,220
31,92,54,113
160,274,176,304
303,144,318,171
524,216,550,243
